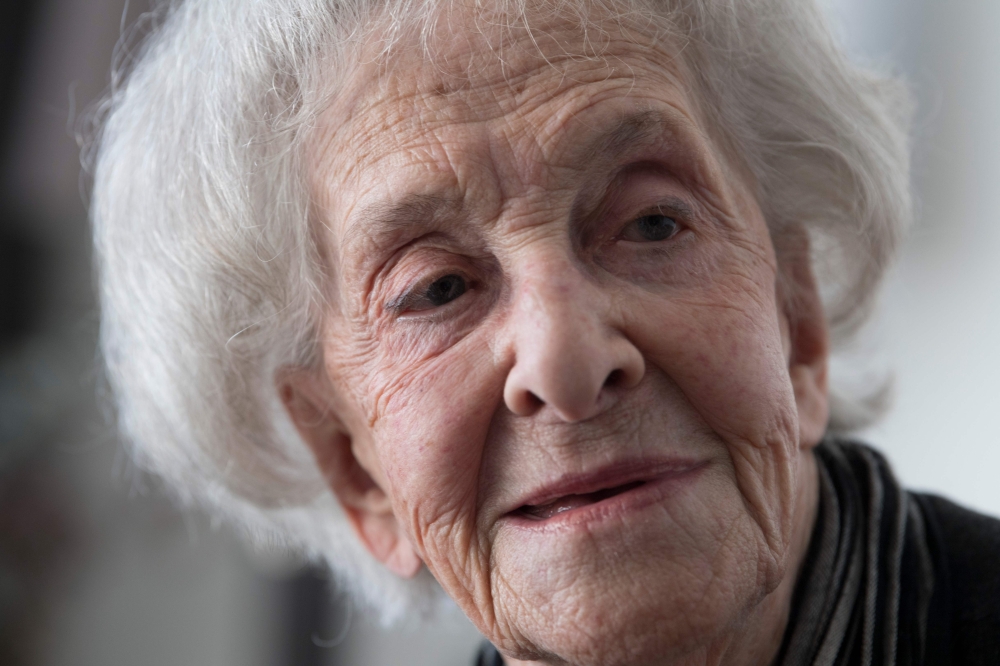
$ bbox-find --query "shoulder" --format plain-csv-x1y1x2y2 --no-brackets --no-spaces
913,493,1000,663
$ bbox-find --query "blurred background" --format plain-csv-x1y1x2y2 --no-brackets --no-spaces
0,0,997,664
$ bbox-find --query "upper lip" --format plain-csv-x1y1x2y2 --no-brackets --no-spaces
505,457,704,516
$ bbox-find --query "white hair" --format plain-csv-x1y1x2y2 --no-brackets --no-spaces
88,0,911,622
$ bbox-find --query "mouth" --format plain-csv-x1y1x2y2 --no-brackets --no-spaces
507,460,704,524
514,480,648,520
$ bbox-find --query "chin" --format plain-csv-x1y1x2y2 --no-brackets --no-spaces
485,459,783,666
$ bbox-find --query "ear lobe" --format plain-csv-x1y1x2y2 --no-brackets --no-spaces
278,370,424,578
777,229,830,450
354,510,424,578
789,363,828,449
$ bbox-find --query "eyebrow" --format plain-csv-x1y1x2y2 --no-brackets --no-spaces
343,193,464,258
595,110,682,159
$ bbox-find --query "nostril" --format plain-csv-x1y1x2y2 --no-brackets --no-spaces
603,369,625,388
506,385,545,416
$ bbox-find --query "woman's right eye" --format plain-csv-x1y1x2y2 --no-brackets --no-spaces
424,274,467,307
389,273,470,314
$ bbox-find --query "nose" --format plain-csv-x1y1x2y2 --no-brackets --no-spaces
502,264,645,422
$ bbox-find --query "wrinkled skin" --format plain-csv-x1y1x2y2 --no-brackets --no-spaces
282,8,828,666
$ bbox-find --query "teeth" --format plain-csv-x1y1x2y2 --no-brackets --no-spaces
521,496,594,520
518,481,646,521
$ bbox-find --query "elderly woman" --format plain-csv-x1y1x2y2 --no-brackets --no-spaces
90,0,1000,664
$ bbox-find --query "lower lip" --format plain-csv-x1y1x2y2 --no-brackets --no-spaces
502,463,707,533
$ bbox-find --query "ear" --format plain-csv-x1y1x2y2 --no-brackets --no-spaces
278,369,423,578
777,229,830,450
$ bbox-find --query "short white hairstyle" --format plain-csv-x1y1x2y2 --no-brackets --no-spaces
88,0,911,622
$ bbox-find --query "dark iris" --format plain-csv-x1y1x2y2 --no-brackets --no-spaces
425,274,467,306
633,214,678,241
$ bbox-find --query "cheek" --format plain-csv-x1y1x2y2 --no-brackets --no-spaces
624,273,801,553
606,204,797,447
360,333,504,594
627,269,796,445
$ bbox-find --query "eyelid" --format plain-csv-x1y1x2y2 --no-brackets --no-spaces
643,197,694,220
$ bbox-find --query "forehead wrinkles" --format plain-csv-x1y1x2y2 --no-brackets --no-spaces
316,33,692,200
306,5,726,278
311,1,686,169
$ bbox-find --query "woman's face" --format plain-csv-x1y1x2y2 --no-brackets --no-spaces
290,9,828,666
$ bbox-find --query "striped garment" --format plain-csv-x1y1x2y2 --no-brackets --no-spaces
776,440,933,665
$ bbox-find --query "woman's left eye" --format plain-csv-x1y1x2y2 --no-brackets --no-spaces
620,213,679,242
